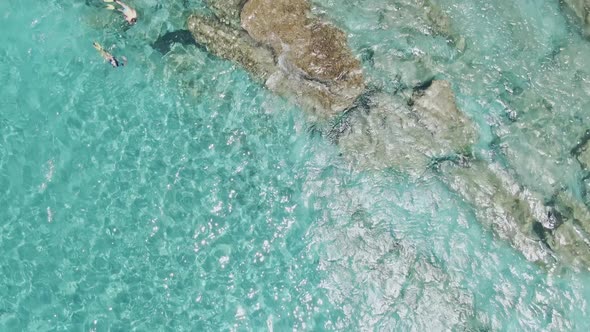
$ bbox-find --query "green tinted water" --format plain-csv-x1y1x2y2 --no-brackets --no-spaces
1,0,590,330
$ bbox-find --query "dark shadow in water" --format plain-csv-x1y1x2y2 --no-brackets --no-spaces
151,30,201,55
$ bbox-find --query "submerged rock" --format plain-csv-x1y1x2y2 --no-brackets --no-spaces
187,14,276,81
336,80,476,173
420,0,454,37
336,92,435,172
241,0,363,88
563,0,590,35
488,44,590,269
439,161,557,265
184,0,590,270
543,186,590,269
205,0,244,29
259,3,366,116
188,0,364,117
311,220,477,330
409,80,476,155
550,220,590,269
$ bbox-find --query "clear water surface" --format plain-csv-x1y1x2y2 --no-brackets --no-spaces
1,0,590,330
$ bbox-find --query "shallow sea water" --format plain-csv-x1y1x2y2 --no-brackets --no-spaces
1,0,590,330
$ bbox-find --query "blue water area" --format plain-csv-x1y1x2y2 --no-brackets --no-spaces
1,0,590,330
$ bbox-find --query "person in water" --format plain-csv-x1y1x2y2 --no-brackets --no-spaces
93,42,127,68
104,0,137,24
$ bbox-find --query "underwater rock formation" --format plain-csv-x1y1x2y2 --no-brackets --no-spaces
548,190,590,268
188,0,364,117
185,0,590,270
310,213,477,330
409,80,476,154
335,81,475,173
187,15,276,81
492,40,590,270
335,82,569,267
563,0,590,35
439,161,556,265
243,0,365,115
205,0,244,29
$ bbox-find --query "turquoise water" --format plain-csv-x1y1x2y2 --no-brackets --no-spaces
1,0,590,330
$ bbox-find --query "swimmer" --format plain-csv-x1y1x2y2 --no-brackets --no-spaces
104,0,137,25
93,42,127,68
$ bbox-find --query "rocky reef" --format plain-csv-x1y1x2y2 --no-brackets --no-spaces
334,80,475,173
563,0,590,35
491,38,590,270
183,0,590,270
189,0,364,118
204,0,244,29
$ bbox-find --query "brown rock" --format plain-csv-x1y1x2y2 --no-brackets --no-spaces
241,0,364,116
410,80,477,155
205,0,245,29
241,0,310,49
187,14,276,81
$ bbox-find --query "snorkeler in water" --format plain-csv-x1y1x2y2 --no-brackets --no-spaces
93,42,127,68
104,0,137,25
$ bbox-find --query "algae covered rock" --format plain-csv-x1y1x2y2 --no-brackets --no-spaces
241,0,365,116
335,92,434,173
438,161,556,265
577,146,590,170
336,80,476,173
188,0,364,117
185,0,590,270
241,0,310,47
241,0,362,82
187,14,276,81
205,0,244,29
550,222,590,269
439,158,590,270
409,80,477,155
548,191,590,268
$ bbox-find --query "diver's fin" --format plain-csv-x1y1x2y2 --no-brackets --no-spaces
105,4,115,10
